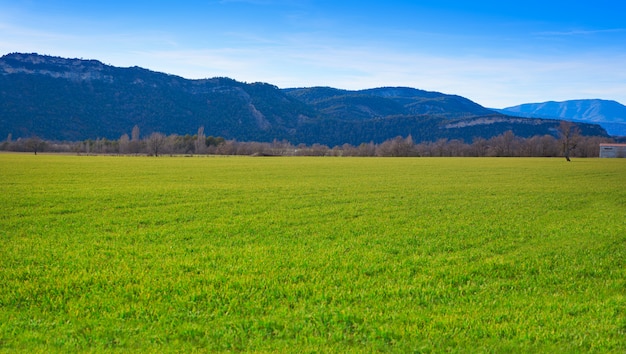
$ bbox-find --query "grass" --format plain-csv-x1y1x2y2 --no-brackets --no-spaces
1,154,625,352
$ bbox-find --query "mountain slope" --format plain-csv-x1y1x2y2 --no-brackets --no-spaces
283,87,607,143
0,53,609,145
0,53,316,142
284,86,495,120
497,99,626,136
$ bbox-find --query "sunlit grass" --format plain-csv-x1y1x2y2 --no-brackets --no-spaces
1,154,625,351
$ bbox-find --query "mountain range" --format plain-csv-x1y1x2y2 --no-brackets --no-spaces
0,53,613,146
496,100,626,137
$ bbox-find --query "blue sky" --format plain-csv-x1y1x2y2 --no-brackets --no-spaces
1,0,625,108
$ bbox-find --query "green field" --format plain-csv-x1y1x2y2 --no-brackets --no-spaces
1,154,625,352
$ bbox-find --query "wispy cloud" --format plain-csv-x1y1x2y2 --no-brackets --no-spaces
2,2,625,109
127,37,626,108
0,22,73,42
534,28,626,36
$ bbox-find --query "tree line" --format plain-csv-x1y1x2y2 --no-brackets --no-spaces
1,123,617,158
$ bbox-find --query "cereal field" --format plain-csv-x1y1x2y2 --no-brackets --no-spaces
1,154,625,351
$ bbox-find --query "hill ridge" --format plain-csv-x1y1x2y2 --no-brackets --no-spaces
0,53,610,144
496,99,626,136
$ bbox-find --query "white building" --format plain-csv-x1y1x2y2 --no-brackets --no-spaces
599,143,626,158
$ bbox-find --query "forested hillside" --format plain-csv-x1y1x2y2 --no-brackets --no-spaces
0,53,609,145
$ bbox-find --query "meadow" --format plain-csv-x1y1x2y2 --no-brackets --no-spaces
1,154,625,352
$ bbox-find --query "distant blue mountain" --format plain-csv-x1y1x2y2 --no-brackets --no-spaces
495,99,626,136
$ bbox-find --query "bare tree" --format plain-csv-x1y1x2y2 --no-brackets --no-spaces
490,130,519,157
131,125,140,141
447,139,468,157
146,132,166,156
118,133,130,154
195,126,207,154
216,140,237,155
470,137,489,157
25,136,46,155
557,121,580,162
1,133,12,151
433,138,449,157
357,142,376,156
128,125,142,154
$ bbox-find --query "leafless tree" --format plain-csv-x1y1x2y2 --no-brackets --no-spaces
432,138,449,157
118,133,130,154
195,126,207,154
25,136,46,155
490,130,519,156
447,139,468,157
470,137,489,157
557,121,580,161
146,132,167,156
129,125,143,154
131,125,140,141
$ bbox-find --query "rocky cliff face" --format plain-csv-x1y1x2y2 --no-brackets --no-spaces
0,53,115,81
